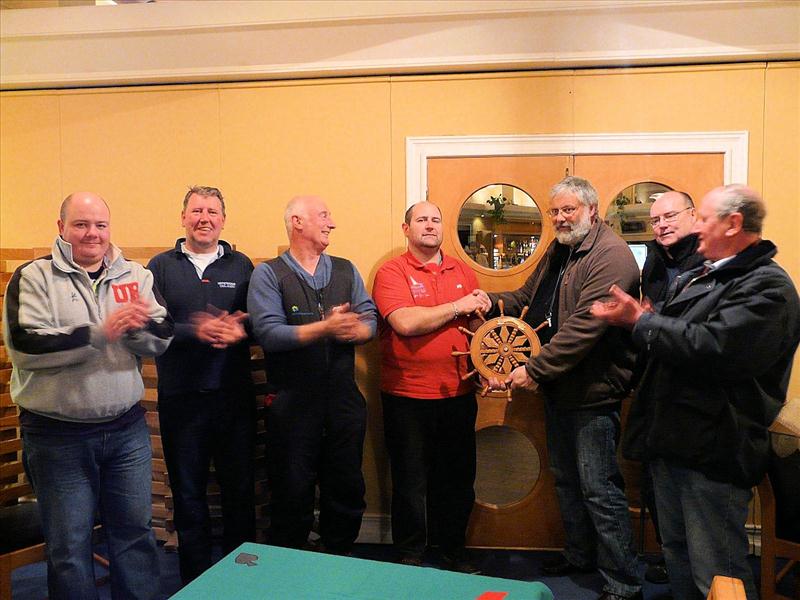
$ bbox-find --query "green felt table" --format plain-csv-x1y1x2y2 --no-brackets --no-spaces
172,542,554,600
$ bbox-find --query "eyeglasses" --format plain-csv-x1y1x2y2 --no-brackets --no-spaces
547,206,579,218
649,207,692,227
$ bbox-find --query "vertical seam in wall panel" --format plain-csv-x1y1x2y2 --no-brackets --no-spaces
570,72,576,174
216,85,223,184
760,66,768,192
570,72,575,159
388,78,396,255
57,94,64,201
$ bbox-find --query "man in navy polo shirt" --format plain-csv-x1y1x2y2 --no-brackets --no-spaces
148,186,255,584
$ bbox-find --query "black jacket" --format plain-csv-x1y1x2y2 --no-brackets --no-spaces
625,240,800,488
641,233,704,306
147,239,254,395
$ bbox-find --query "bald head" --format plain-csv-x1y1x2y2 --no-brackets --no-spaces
285,195,320,237
649,191,695,248
60,192,110,223
284,195,336,252
57,192,111,270
405,201,442,225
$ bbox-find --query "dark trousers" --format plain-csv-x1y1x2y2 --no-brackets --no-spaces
641,461,663,546
265,383,367,552
381,392,477,559
158,389,256,584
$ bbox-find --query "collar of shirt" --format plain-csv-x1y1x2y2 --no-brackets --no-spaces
280,250,331,290
708,255,736,271
180,242,223,279
402,250,456,274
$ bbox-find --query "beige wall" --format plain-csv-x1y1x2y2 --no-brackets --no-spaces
2,62,799,515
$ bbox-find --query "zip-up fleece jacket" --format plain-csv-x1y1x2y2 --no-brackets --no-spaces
489,220,640,409
2,237,173,422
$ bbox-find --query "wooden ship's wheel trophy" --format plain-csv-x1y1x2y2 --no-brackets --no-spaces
453,299,545,398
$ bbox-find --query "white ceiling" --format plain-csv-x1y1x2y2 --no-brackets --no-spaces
1,0,798,90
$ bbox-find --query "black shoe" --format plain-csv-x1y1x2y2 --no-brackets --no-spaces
645,561,669,584
441,550,481,575
597,592,643,600
398,555,423,567
541,554,594,576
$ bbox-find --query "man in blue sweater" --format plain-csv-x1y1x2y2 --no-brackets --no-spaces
147,186,255,584
248,195,377,554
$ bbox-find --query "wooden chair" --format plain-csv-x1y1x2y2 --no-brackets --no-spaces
0,410,111,598
758,472,800,600
0,411,45,600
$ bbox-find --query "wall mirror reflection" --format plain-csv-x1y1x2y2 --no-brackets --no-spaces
457,184,542,270
604,181,673,269
475,425,540,507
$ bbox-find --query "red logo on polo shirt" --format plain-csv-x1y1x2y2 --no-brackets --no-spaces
112,282,139,303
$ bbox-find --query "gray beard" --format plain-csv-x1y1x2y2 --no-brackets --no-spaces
556,214,592,246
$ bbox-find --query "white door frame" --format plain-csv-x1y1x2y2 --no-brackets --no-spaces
405,131,749,207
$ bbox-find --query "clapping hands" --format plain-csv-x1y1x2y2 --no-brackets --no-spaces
192,310,249,349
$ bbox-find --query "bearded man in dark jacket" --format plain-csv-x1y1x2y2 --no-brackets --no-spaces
481,176,643,600
592,184,800,600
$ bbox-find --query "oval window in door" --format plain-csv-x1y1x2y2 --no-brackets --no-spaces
604,181,673,269
457,184,542,271
604,181,674,241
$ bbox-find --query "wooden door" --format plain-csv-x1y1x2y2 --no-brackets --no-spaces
428,155,572,294
429,155,570,549
575,153,724,217
426,152,724,550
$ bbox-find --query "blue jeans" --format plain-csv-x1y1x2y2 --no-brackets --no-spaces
545,401,641,597
22,415,159,600
650,459,756,600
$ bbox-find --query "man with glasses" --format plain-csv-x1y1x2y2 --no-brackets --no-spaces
592,185,800,599
480,177,642,600
635,190,704,585
642,191,704,307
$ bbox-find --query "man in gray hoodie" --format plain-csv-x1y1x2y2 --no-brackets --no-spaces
3,192,173,600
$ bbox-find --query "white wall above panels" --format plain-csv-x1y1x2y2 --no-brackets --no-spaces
1,0,798,89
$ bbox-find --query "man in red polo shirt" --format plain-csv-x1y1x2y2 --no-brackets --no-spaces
373,201,490,573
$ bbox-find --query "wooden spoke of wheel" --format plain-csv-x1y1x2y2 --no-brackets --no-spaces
463,314,542,381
